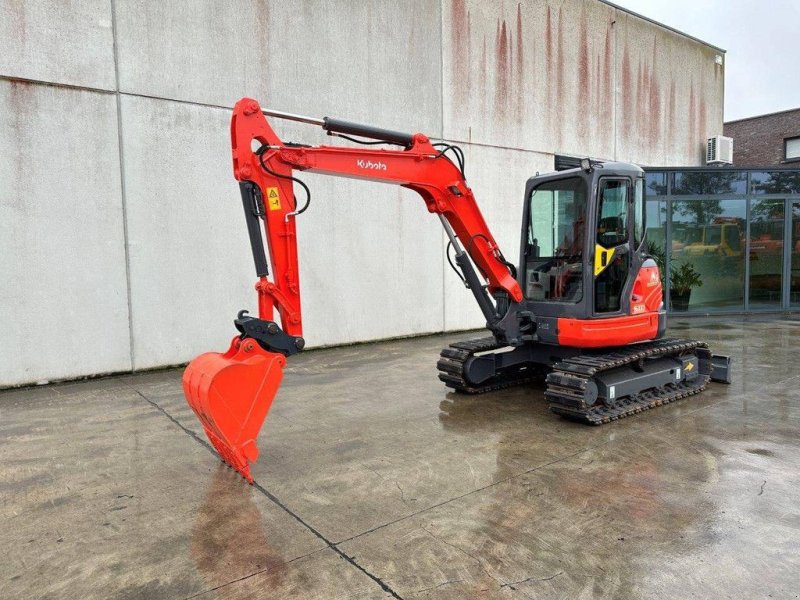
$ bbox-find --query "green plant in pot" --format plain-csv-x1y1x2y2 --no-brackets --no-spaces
669,261,703,311
645,241,667,290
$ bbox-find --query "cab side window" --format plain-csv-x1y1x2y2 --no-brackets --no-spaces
595,179,631,313
596,181,628,248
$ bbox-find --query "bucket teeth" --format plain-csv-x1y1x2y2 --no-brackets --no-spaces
182,336,286,484
207,430,253,483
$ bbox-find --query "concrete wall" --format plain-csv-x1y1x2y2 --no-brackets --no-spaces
0,0,724,386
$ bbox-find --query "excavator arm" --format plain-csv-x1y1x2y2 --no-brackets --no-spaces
183,97,523,482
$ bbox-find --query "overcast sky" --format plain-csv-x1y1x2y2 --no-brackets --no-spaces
611,0,799,121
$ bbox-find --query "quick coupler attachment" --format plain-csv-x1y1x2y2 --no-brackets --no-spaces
234,310,305,356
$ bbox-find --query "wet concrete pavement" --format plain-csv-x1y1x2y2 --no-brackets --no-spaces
1,316,799,599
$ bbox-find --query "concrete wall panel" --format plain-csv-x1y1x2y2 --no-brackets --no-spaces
114,0,441,133
613,11,724,166
0,0,115,89
443,0,617,159
444,143,553,331
120,97,444,369
119,96,254,370
443,0,724,167
295,173,445,348
0,82,129,385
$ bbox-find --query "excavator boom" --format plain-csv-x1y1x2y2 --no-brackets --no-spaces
184,98,523,482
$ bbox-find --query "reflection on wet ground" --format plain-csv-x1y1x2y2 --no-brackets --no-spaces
1,316,800,598
191,466,288,591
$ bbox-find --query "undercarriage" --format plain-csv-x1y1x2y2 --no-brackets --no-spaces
437,336,732,424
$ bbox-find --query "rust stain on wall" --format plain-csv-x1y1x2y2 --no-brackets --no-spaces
620,44,631,144
639,49,647,138
494,19,509,120
556,7,564,146
545,6,553,81
667,79,676,151
578,5,590,136
698,69,707,142
603,24,613,132
699,97,707,145
7,80,34,211
440,0,717,162
648,38,661,143
515,3,525,119
480,34,487,120
450,0,470,113
688,81,697,159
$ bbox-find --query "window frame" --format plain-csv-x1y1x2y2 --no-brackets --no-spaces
785,136,800,162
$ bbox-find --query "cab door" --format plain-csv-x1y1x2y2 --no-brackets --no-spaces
593,178,635,314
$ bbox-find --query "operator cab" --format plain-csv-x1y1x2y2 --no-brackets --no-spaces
519,161,649,323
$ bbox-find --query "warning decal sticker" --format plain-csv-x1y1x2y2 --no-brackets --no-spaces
267,187,281,211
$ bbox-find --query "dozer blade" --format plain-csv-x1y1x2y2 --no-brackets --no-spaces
182,337,286,483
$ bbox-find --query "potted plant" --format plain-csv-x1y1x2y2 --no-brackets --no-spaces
645,240,667,291
669,261,703,311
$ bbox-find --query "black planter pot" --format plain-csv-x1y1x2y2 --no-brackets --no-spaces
670,289,691,311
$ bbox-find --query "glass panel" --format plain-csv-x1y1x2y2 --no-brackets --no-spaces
750,171,800,194
645,171,667,196
595,180,630,313
645,197,667,292
792,202,800,306
787,138,800,160
670,198,746,311
595,253,629,313
634,178,644,249
672,171,747,195
526,177,587,302
749,199,785,308
596,180,628,248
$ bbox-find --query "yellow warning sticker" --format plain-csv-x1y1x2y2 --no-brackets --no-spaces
266,187,281,211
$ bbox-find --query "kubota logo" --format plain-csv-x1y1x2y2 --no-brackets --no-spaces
647,270,660,287
357,159,387,171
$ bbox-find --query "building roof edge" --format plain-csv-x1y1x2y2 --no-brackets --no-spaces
598,0,726,54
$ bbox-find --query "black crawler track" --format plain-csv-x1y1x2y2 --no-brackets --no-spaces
545,338,711,424
436,337,542,394
437,337,711,425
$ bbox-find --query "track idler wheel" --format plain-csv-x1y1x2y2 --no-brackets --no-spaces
182,336,286,483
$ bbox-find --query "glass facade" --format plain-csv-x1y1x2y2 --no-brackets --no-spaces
644,167,800,314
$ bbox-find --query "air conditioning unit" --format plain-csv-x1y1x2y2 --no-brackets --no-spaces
707,135,733,165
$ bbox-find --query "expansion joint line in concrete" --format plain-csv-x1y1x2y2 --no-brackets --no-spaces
332,439,612,549
129,388,404,600
109,0,135,371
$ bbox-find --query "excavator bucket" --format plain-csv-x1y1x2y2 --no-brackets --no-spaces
182,337,286,483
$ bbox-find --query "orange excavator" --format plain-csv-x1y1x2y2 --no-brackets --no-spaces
183,98,731,483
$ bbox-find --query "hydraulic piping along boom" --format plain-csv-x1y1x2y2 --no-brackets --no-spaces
182,97,523,482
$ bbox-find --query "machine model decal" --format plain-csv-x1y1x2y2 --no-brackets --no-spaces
357,159,387,171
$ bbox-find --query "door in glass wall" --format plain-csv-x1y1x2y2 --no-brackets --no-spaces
670,198,746,311
749,199,785,308
792,202,800,307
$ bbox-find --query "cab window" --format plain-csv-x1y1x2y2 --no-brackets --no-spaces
525,177,587,302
